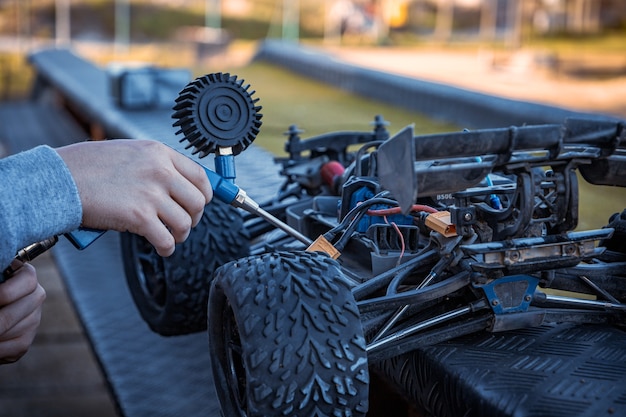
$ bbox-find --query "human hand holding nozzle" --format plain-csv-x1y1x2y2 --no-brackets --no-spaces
2,138,214,280
2,141,312,280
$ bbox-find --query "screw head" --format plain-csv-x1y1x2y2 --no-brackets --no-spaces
509,251,520,261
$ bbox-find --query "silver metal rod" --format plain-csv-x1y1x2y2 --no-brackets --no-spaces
232,190,313,246
367,305,472,352
543,293,626,311
255,206,313,246
578,275,620,304
371,305,409,343
371,270,439,342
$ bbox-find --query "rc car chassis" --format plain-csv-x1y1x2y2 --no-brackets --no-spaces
121,73,626,417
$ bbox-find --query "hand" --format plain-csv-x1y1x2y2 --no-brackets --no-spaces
56,140,213,257
0,263,46,364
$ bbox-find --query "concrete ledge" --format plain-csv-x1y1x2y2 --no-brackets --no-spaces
254,40,611,128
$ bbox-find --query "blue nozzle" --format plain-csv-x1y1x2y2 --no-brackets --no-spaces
202,166,240,205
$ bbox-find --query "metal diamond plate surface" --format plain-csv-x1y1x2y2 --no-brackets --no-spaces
375,323,626,417
53,233,220,417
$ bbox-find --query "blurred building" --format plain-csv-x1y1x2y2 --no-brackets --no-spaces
533,0,626,34
393,0,626,39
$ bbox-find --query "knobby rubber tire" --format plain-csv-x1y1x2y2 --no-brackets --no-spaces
209,251,370,417
121,199,249,336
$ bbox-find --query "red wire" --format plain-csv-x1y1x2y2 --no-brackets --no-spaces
367,204,438,216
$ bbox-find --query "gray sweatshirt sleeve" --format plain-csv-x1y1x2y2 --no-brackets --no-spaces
0,145,83,269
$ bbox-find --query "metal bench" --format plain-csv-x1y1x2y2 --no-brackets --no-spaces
28,46,626,417
28,48,174,141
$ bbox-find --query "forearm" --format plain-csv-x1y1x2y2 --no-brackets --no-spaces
0,145,82,268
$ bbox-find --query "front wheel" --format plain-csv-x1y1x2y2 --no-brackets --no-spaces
208,251,370,417
121,200,249,336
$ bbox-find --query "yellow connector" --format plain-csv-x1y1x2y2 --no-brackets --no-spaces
425,211,457,237
306,235,341,259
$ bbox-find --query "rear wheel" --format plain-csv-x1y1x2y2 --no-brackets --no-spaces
208,251,370,417
121,200,249,335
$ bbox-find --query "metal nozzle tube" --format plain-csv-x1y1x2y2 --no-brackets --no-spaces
231,190,313,246
255,205,313,246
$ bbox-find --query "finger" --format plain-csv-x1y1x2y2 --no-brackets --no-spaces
0,284,45,336
0,304,42,342
137,220,177,258
168,149,213,203
0,309,41,363
157,200,193,244
124,203,180,257
169,179,207,227
139,155,206,228
0,264,38,307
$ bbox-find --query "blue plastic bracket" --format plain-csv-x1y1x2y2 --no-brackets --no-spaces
474,274,539,314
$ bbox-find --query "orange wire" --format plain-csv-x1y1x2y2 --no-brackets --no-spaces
392,221,405,265
383,215,406,266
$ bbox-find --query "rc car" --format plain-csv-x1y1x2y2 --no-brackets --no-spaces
120,73,626,416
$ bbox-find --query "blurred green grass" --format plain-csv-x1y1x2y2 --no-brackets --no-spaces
578,178,625,230
0,53,34,100
218,61,459,156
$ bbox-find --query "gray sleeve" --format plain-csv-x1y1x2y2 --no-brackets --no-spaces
0,145,83,268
